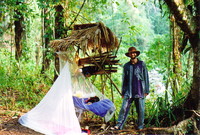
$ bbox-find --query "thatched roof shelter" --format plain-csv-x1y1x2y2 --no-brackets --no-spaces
50,22,120,76
50,22,121,95
50,22,119,54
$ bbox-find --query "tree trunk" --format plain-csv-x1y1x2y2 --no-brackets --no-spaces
35,43,41,67
171,15,182,99
184,34,200,111
164,0,200,131
14,1,24,60
53,5,65,80
164,0,200,109
41,8,52,74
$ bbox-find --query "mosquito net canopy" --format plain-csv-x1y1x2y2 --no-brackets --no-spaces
59,53,116,122
18,52,115,135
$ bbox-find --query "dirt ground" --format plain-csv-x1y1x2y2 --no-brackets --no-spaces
0,109,146,135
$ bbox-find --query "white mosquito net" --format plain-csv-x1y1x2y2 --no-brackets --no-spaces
18,52,115,135
18,62,82,135
59,53,115,123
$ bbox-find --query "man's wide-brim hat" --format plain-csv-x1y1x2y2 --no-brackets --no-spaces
125,47,140,57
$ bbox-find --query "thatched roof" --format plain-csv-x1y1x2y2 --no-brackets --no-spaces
50,22,119,54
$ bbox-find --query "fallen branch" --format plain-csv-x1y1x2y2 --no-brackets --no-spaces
144,116,199,134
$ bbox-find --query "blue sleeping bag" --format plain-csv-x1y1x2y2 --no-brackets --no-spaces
72,96,114,117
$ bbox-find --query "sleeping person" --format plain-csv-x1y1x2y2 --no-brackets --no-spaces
72,96,114,118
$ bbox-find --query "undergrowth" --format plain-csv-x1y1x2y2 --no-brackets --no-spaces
0,49,54,111
0,48,192,129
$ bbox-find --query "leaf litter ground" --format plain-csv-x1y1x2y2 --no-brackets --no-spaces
0,109,147,135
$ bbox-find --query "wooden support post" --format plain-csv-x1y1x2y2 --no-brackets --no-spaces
85,52,122,96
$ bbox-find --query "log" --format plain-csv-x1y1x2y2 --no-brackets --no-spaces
143,116,199,134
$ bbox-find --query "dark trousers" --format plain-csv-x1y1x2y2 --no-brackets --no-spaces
116,97,145,129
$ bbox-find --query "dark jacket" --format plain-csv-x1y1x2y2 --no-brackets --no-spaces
122,60,149,98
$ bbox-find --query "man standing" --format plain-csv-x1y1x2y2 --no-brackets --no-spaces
111,47,149,130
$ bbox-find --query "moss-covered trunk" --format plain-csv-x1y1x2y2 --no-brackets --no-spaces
14,1,24,60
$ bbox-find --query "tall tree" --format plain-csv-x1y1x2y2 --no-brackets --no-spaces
170,15,182,100
14,0,25,60
164,0,200,130
41,5,53,74
54,4,65,80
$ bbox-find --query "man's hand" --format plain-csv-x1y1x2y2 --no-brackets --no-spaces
144,93,149,97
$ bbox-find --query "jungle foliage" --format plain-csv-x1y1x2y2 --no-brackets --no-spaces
0,0,199,133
